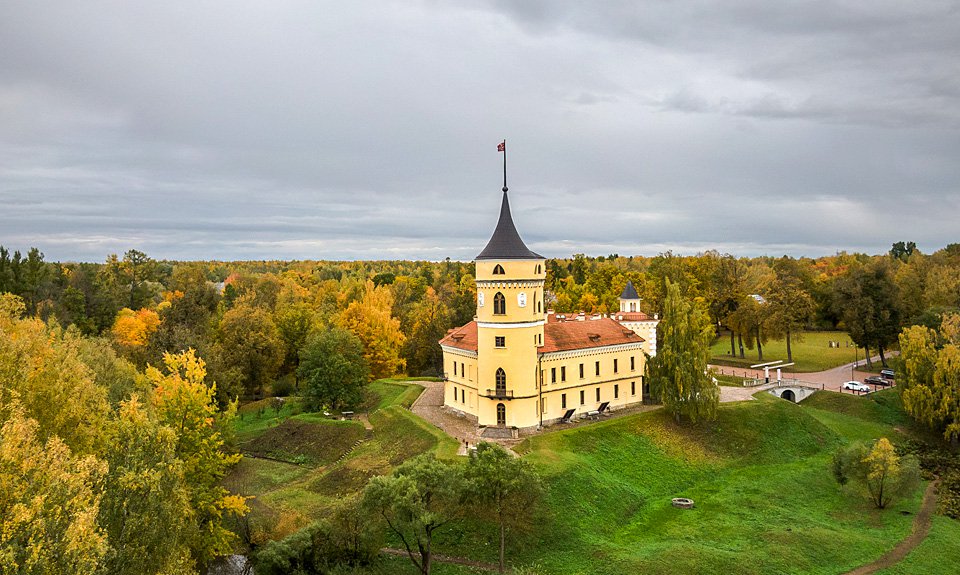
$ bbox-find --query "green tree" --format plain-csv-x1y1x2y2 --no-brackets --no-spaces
298,327,369,410
832,438,920,509
363,454,464,575
765,257,816,363
648,279,718,423
465,443,545,574
215,303,285,398
832,259,901,367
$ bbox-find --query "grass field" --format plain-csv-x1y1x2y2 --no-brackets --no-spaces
711,330,858,372
226,380,960,574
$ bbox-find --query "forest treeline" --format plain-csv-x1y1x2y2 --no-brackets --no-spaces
1,240,959,398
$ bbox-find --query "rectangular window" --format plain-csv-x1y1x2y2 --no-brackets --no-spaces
579,363,584,379
631,356,636,371
562,393,567,409
580,390,585,405
461,363,465,378
631,381,636,396
541,370,544,385
551,367,556,383
454,387,458,401
614,358,618,373
614,384,619,399
561,366,566,382
453,362,458,376
495,336,505,348
595,361,600,376
596,387,600,402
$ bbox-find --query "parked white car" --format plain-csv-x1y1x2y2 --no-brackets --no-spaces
843,381,871,393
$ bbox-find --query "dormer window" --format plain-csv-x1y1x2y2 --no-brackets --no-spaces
493,264,505,275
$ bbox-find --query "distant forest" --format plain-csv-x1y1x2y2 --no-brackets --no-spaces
1,240,958,399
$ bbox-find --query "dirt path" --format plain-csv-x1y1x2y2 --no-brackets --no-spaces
843,479,940,575
381,547,500,571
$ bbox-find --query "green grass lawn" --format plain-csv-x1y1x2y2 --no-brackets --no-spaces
711,330,858,372
874,515,960,574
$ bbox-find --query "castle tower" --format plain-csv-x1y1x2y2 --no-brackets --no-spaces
619,280,641,312
474,190,545,428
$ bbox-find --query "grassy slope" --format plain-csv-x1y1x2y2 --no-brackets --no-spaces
224,380,458,540
873,515,960,574
497,393,929,575
711,330,856,372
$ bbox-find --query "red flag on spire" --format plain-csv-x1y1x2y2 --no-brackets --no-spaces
497,141,505,152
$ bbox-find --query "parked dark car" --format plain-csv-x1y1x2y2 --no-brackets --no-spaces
864,375,891,387
880,368,896,380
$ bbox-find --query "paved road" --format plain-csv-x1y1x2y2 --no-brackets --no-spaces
713,353,897,402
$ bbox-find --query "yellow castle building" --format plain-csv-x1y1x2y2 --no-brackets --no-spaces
439,188,659,432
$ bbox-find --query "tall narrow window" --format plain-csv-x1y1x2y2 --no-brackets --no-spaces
493,264,505,275
493,292,506,315
631,381,636,396
613,359,618,373
631,356,635,371
595,361,600,376
580,390,585,405
596,387,601,402
551,368,556,383
579,363,584,379
453,362,458,376
561,366,566,382
562,393,567,408
614,384,619,399
497,403,506,426
496,368,506,394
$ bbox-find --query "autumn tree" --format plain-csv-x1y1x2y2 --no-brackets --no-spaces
899,315,960,444
832,438,920,509
147,350,248,568
97,396,195,575
298,327,369,410
648,279,718,423
465,443,545,573
0,409,108,575
338,280,406,380
363,454,464,575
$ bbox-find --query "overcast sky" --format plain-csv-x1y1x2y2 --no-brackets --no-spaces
1,1,958,263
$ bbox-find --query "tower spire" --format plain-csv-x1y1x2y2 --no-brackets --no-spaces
498,139,507,193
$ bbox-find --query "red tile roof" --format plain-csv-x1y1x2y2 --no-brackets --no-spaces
438,318,644,354
439,321,478,352
541,317,644,353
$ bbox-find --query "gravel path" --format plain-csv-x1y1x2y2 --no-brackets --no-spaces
843,480,940,575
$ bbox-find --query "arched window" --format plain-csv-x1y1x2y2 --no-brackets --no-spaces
493,264,505,275
493,292,506,315
535,264,542,274
630,302,636,312
497,403,506,426
495,368,506,393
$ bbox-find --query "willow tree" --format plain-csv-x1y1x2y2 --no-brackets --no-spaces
648,279,718,423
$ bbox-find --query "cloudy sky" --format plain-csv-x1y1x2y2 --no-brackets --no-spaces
2,1,959,262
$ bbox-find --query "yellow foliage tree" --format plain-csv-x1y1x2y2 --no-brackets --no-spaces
111,307,161,348
0,408,108,575
146,350,248,567
900,314,960,443
338,280,406,380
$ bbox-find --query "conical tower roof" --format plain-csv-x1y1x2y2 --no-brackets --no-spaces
476,191,543,260
620,280,640,300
